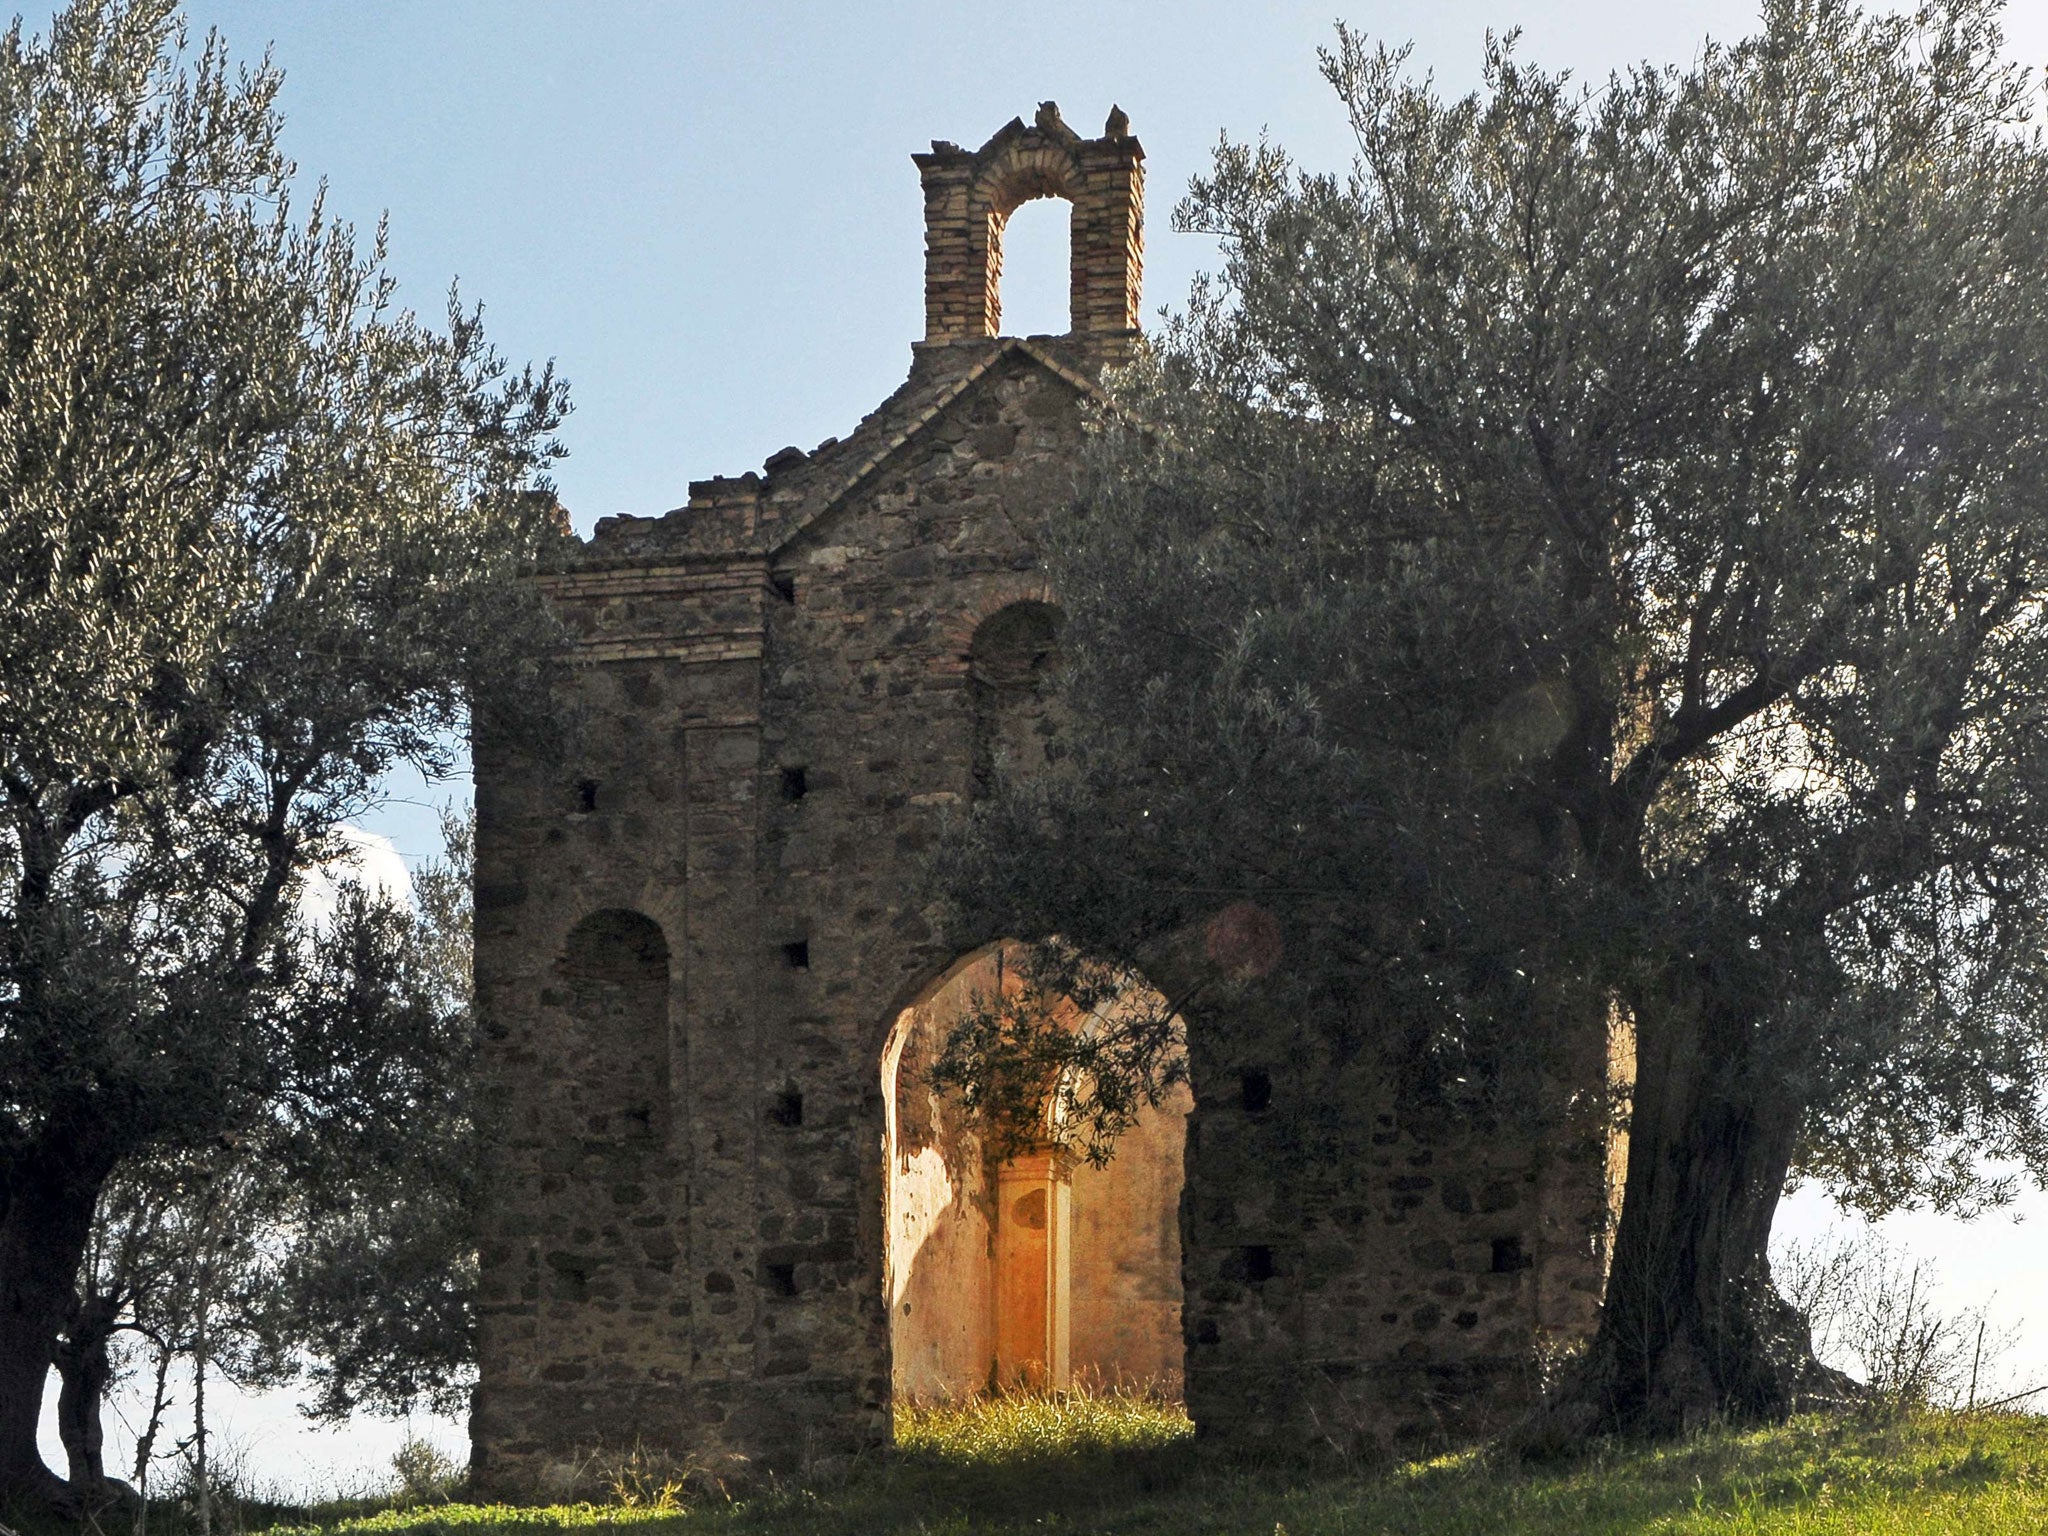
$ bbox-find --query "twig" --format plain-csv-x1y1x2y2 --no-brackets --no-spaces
1968,1381,2048,1413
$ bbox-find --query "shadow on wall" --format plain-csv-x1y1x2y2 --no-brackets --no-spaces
882,943,1190,1403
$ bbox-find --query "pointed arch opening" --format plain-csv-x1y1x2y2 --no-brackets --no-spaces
882,943,1189,1407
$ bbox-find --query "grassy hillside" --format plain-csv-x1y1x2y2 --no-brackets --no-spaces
95,1397,2048,1536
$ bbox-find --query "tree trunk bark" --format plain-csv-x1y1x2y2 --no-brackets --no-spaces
54,1313,114,1490
1528,976,1854,1443
0,1132,113,1506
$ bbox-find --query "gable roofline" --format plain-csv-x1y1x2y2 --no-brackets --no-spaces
760,335,1115,557
572,335,1127,571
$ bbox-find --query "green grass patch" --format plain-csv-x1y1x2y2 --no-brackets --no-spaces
76,1398,2048,1536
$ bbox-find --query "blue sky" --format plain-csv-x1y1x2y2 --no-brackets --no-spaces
28,0,2048,1494
113,0,2043,535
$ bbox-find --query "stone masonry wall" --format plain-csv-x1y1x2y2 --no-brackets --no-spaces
473,348,1115,1495
1178,994,1621,1457
472,580,774,1494
472,341,1621,1489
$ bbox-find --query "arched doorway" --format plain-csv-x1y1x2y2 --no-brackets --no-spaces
882,943,1190,1402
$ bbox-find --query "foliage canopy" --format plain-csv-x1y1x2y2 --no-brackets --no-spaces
940,0,2048,1432
0,0,566,1501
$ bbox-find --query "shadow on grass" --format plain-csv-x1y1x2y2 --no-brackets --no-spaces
16,1405,2048,1536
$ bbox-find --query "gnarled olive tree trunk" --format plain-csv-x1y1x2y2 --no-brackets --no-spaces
1534,976,1853,1442
0,1126,114,1506
54,1296,119,1494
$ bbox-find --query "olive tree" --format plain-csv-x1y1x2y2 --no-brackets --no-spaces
56,831,481,1506
942,0,2048,1436
0,0,565,1503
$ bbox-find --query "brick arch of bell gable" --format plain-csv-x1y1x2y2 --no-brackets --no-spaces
977,143,1084,226
975,145,1083,339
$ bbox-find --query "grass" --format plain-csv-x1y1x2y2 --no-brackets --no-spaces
40,1395,2048,1536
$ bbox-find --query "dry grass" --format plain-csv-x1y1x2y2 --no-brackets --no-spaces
894,1385,1192,1461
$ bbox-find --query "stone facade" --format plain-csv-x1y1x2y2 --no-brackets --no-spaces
470,103,1624,1497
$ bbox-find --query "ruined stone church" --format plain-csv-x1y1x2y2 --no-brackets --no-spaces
470,104,1623,1496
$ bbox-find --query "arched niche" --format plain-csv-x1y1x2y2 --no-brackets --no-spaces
558,907,671,1148
525,908,676,1318
969,600,1064,800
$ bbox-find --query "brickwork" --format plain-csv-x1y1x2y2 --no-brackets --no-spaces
470,106,1620,1497
916,102,1142,348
